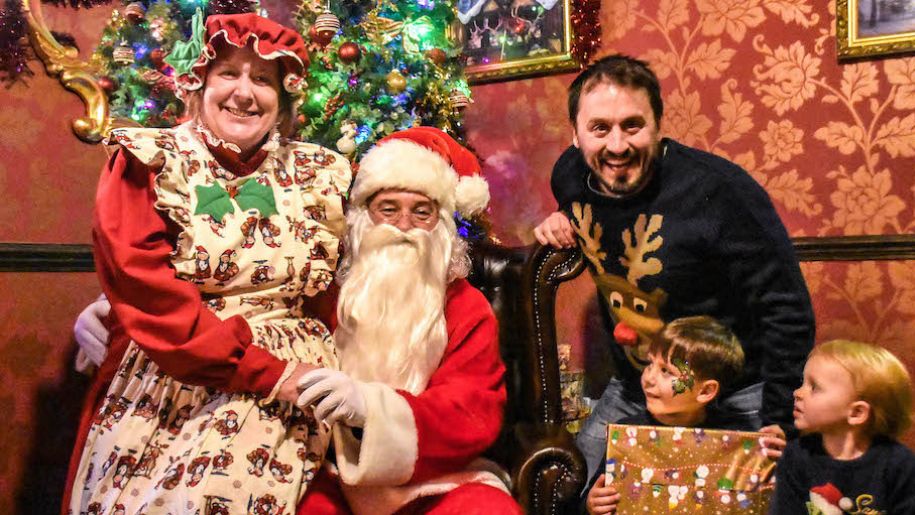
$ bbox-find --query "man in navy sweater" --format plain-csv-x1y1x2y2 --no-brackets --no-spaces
534,54,815,483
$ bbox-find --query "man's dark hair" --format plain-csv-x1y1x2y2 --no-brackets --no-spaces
567,54,663,126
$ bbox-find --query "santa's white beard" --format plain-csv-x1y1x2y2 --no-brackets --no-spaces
335,211,457,394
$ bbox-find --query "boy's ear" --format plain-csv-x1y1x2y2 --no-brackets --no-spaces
695,379,720,405
847,400,872,428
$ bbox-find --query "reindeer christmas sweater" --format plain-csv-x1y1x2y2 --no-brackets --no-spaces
771,434,915,514
551,139,815,430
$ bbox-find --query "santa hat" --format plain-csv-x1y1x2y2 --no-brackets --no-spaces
168,12,309,96
351,127,490,218
809,484,846,515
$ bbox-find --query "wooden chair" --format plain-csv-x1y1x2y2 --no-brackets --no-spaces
468,242,588,514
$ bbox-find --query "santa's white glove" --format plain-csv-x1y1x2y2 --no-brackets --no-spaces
73,294,112,373
296,368,367,428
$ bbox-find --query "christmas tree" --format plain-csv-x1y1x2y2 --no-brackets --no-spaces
91,0,471,157
294,0,469,158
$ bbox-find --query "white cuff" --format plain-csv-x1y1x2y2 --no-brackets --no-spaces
334,382,417,486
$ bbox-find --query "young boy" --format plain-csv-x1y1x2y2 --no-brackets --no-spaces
771,340,915,514
586,316,786,514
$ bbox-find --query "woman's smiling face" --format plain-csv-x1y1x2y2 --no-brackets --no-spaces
200,44,281,155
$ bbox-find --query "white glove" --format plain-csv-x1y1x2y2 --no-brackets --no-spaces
296,368,367,428
73,294,112,373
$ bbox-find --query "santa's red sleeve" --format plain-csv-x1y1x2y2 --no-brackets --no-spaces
93,149,287,396
333,279,506,489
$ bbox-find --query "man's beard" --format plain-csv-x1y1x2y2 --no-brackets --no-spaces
335,208,464,394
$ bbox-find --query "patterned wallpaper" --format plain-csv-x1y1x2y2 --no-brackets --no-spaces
464,0,915,440
467,0,915,242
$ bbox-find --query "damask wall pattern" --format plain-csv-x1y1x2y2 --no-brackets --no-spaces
468,0,915,241
465,0,915,440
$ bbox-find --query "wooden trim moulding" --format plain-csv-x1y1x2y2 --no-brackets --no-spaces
792,235,915,262
1,235,915,272
0,243,94,272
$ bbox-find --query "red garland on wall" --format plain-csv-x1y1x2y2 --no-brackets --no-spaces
570,0,600,66
0,0,32,84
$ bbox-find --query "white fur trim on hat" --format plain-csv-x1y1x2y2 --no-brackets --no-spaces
352,139,459,213
455,174,490,217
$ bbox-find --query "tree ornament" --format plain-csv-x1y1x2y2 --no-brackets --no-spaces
324,93,344,120
113,43,136,65
313,9,340,45
308,25,332,47
426,48,446,66
335,120,357,155
385,69,406,93
337,42,361,64
98,76,118,93
149,18,167,42
449,89,470,111
297,113,309,125
124,2,146,24
149,48,165,67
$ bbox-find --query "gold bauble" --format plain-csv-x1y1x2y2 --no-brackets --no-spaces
386,70,407,93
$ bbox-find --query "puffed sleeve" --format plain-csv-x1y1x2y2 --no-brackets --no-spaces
93,149,287,397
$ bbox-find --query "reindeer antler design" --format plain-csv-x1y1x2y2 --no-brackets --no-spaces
570,202,607,275
619,214,664,285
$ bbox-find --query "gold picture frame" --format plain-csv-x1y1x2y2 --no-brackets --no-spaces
456,0,582,84
837,0,915,59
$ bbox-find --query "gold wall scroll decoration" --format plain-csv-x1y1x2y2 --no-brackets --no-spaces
21,0,112,142
837,0,915,59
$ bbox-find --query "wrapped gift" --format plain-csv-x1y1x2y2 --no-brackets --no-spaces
605,424,775,514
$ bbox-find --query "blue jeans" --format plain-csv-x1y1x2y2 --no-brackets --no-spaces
575,378,764,487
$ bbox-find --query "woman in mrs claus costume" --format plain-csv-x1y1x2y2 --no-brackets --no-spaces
65,11,350,514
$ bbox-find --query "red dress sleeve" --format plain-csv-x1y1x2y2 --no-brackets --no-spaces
92,149,286,396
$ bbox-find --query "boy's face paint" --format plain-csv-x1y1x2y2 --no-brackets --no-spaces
641,351,707,422
670,357,695,396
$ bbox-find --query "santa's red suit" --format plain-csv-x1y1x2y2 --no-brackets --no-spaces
298,278,520,515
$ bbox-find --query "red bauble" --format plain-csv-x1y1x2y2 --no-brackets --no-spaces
426,48,447,66
337,42,361,64
149,48,165,67
98,76,118,93
309,25,334,46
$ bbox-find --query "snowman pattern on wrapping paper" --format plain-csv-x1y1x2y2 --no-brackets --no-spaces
606,424,775,513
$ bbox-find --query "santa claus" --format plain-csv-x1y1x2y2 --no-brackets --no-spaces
295,127,519,514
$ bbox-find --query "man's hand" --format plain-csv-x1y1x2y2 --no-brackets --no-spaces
74,294,112,372
296,369,367,428
586,474,620,514
533,211,576,248
759,424,787,460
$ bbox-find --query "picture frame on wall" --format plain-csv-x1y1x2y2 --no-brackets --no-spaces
837,0,915,59
455,0,581,84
